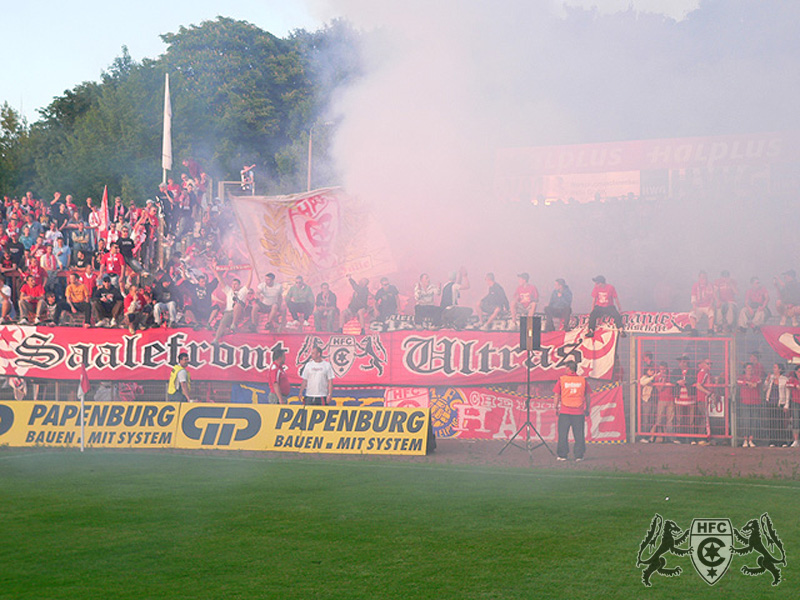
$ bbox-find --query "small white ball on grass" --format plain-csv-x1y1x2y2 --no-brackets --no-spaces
665,496,670,501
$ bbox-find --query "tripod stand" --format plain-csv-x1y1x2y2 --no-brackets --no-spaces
499,348,554,456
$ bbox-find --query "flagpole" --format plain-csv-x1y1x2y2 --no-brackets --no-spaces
162,73,173,185
80,394,85,453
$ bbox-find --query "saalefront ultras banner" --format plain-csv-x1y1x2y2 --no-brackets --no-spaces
0,402,429,456
0,325,617,384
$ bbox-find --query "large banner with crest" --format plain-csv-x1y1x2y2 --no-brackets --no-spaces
0,325,617,384
230,187,395,297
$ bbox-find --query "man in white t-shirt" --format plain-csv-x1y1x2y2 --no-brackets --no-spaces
250,272,282,331
298,346,335,405
212,261,249,344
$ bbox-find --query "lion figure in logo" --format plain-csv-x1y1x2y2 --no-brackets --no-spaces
731,513,786,586
637,514,692,587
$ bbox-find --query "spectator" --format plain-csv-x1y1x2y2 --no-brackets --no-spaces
375,277,399,322
36,291,61,326
738,276,770,331
267,348,291,404
650,362,676,443
0,280,12,323
241,164,255,192
19,224,35,250
251,272,282,332
70,221,92,257
152,278,179,327
39,243,59,290
672,354,696,441
298,346,334,406
63,272,91,327
478,272,509,330
764,363,790,447
91,275,124,327
92,238,108,271
511,272,538,322
341,275,371,334
440,267,471,329
18,274,45,324
313,282,339,332
713,270,738,334
99,242,126,285
211,262,248,344
111,196,128,223
544,278,573,332
775,270,800,326
285,275,314,325
689,271,715,335
414,273,440,327
787,366,800,448
737,362,762,448
586,275,624,338
79,264,98,297
123,283,148,334
53,237,71,271
73,249,91,270
184,272,219,330
6,231,25,269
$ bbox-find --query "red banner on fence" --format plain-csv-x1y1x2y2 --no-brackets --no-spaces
383,383,626,442
0,325,617,384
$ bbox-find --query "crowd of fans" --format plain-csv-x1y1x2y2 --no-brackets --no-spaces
638,350,800,448
0,160,798,345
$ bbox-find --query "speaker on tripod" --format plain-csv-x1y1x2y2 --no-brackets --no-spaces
500,315,554,456
519,315,541,351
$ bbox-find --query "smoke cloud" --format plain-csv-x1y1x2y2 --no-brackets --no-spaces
309,0,800,312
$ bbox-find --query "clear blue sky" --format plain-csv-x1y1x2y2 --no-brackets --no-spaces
1,0,321,122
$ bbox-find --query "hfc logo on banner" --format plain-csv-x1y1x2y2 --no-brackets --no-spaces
636,513,786,587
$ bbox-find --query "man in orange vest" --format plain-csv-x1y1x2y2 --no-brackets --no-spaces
554,361,591,461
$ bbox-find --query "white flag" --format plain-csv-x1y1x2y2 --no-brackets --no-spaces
162,73,173,172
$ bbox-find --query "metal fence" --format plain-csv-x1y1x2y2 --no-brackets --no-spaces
634,336,732,444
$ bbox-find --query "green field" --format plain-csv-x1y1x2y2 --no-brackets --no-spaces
0,450,797,600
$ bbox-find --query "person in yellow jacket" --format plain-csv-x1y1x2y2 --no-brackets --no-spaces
168,352,193,402
554,361,591,461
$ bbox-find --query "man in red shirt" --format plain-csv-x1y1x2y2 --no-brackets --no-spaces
554,361,591,461
100,242,126,284
18,274,45,324
511,272,538,322
738,363,762,447
587,275,624,338
689,271,715,335
713,270,738,334
267,348,292,404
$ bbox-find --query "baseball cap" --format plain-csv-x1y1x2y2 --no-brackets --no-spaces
555,278,566,286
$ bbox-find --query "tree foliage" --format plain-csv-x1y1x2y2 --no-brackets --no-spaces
6,17,363,203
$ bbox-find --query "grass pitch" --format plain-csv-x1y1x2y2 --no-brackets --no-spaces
0,450,797,600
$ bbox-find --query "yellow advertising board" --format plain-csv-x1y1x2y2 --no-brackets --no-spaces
265,405,429,455
174,404,430,455
0,402,178,448
0,402,430,456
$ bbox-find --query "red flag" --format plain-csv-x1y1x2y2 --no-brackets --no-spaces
78,365,90,400
99,185,109,236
